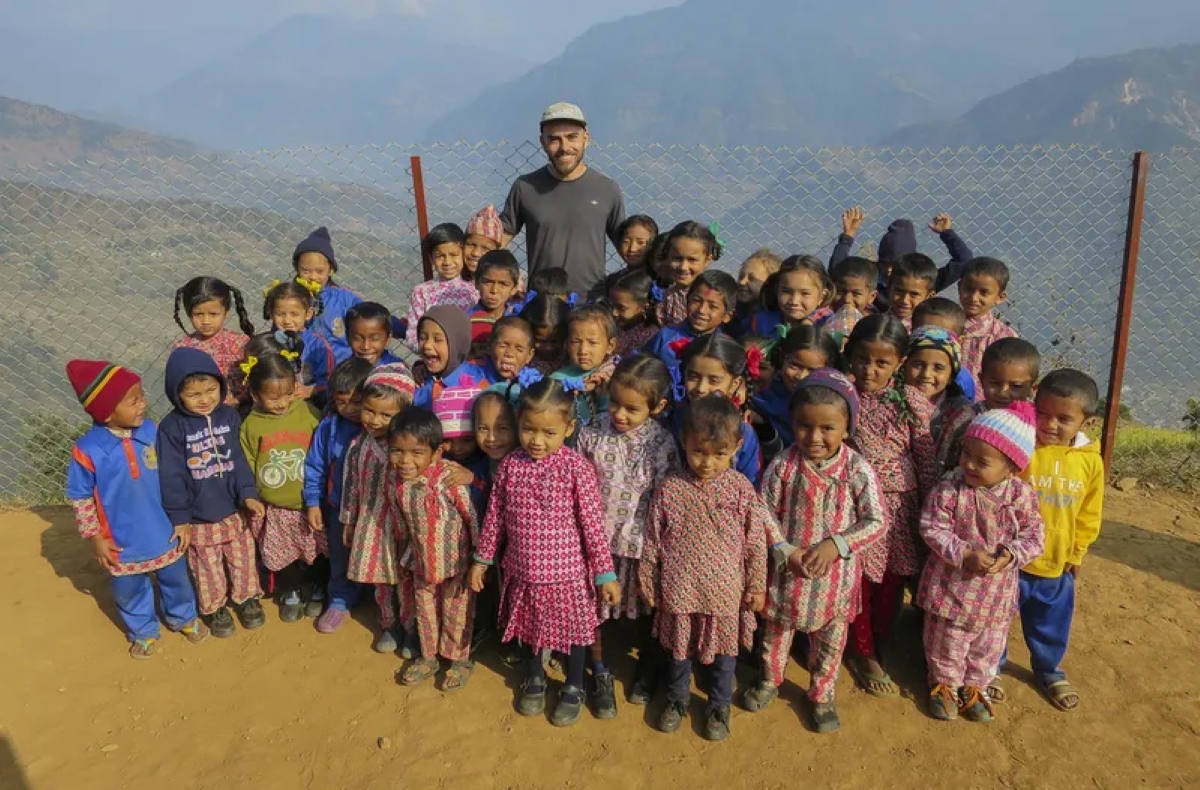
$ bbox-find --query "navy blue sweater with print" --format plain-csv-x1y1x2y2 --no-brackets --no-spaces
157,347,259,527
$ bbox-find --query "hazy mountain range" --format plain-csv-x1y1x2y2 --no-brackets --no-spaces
4,0,1200,152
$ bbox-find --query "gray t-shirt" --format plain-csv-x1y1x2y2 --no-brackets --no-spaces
499,165,626,296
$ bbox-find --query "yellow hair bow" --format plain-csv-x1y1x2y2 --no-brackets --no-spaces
295,277,323,297
262,279,283,297
239,356,258,381
280,350,299,362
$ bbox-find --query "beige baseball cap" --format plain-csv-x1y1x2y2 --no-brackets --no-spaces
540,102,587,128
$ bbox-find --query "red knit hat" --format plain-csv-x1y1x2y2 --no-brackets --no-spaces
66,360,142,423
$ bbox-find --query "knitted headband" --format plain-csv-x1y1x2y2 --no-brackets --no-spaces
908,325,962,377
364,362,416,399
796,367,860,434
963,401,1037,471
66,359,142,423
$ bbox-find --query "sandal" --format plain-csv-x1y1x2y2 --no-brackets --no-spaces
129,637,158,660
399,657,440,686
179,619,210,644
848,659,900,698
928,684,959,721
987,680,1007,704
959,686,995,722
442,661,475,692
741,681,779,712
1039,679,1080,712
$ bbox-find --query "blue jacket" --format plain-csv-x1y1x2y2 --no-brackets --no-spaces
440,358,506,391
830,229,974,313
954,368,976,402
751,378,795,448
669,406,762,485
644,322,709,401
303,413,361,509
66,420,179,563
292,328,335,402
156,347,259,527
310,283,363,364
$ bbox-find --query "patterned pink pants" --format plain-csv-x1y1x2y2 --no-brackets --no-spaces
923,613,1009,689
414,573,476,662
187,530,262,615
375,570,416,630
762,618,850,704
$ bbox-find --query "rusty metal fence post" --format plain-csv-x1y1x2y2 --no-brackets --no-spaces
1101,151,1150,471
410,154,431,280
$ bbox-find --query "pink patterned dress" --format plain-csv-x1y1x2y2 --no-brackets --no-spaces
475,447,615,653
576,416,681,620
847,384,939,580
960,313,1017,382
404,278,479,349
172,329,250,406
639,468,771,663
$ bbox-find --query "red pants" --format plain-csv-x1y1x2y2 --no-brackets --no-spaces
375,571,416,631
849,572,906,658
414,573,475,662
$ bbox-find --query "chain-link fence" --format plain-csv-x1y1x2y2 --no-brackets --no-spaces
0,141,1165,504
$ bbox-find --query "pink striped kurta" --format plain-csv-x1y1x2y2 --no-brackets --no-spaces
848,385,939,580
475,448,615,652
759,446,886,700
959,313,1017,381
340,434,401,584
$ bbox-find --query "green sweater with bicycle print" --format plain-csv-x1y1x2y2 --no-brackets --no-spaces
239,400,322,510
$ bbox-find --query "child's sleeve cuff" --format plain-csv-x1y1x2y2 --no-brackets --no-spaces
771,541,797,569
594,572,617,586
832,535,852,559
472,555,494,567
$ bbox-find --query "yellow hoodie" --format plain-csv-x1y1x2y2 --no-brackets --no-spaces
1021,439,1104,578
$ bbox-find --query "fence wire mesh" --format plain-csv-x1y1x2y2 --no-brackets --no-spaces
0,141,1146,504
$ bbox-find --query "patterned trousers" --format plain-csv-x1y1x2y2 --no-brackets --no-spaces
187,530,262,615
375,570,416,631
762,619,850,704
924,613,1008,689
414,573,476,662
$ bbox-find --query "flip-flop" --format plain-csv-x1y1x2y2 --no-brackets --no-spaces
442,661,475,693
129,637,158,660
1040,679,1079,712
848,661,900,698
179,620,210,644
987,680,1007,704
399,657,440,686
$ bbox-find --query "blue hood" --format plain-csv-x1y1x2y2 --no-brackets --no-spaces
165,346,228,414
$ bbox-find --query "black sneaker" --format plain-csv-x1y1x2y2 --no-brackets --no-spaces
236,598,265,629
279,590,303,623
704,705,731,742
657,700,687,733
517,680,547,717
589,672,618,720
551,685,584,727
628,675,654,706
304,591,325,619
208,606,236,639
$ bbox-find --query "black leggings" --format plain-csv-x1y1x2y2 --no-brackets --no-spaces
274,557,330,595
525,644,586,691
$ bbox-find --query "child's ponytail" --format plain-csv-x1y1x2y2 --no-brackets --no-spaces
172,285,188,334
230,286,256,336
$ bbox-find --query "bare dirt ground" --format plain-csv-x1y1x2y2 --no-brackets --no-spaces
2,488,1198,790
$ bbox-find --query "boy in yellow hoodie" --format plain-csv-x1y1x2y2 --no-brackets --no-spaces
999,369,1104,712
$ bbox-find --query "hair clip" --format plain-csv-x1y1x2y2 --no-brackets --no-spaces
650,282,665,303
565,292,578,308
517,367,543,389
745,345,763,380
559,375,586,393
513,289,538,313
280,350,299,362
708,222,726,251
295,277,323,297
263,279,283,297
239,356,258,381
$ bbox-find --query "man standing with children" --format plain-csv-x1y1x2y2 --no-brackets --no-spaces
499,102,627,297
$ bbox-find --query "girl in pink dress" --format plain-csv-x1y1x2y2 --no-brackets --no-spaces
172,276,256,407
843,314,939,698
469,379,620,729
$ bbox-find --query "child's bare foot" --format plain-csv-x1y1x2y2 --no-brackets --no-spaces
849,655,899,698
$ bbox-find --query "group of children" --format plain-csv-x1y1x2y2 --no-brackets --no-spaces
65,205,1105,742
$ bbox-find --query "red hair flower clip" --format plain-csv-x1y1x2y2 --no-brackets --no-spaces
745,345,764,379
